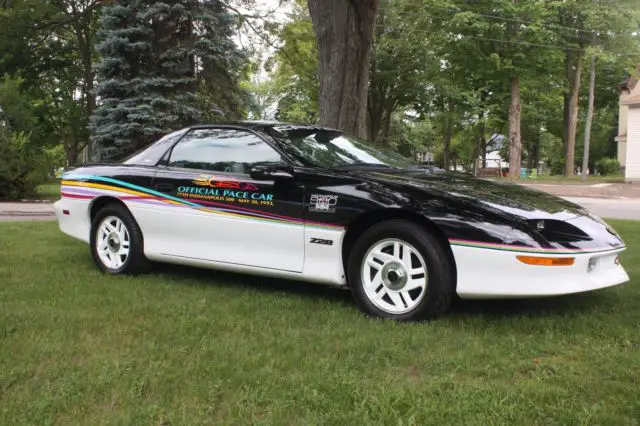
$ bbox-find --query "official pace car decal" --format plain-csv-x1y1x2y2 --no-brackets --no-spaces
60,174,342,230
178,174,275,207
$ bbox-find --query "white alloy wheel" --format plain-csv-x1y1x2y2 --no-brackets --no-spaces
361,238,428,314
96,215,131,270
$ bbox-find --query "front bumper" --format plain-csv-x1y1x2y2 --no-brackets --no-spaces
453,245,629,299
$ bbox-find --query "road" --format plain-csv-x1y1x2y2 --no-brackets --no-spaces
563,197,640,221
1,197,639,221
0,202,55,221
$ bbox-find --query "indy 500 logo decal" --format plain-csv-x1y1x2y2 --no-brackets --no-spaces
309,194,338,213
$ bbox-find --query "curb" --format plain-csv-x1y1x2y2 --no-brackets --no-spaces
0,212,55,216
0,199,55,204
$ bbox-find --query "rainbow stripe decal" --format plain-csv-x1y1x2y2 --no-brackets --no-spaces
61,174,344,230
449,238,624,255
60,174,624,255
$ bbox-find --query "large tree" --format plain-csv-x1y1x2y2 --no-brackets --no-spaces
307,0,379,138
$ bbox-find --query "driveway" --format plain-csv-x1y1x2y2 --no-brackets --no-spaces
563,197,640,221
519,182,640,199
0,202,55,221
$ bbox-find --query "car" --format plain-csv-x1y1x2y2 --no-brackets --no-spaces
55,121,629,321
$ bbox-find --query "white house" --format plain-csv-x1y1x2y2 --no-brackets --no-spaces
616,65,640,181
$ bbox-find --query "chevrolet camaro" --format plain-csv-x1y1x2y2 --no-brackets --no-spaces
55,121,629,321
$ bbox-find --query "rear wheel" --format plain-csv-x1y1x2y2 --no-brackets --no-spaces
90,203,150,274
347,220,455,321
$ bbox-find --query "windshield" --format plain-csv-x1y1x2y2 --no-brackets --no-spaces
269,127,418,169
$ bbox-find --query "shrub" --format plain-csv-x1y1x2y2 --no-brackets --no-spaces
595,157,621,176
550,161,564,175
0,130,49,200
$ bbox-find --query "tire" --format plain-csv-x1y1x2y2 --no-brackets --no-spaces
347,220,455,321
90,202,150,275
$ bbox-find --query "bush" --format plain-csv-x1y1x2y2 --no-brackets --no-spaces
0,129,49,200
550,161,564,175
595,157,621,176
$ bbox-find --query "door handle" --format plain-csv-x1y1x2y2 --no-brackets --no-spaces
154,183,173,193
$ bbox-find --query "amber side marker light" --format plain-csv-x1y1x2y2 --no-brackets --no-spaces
516,256,575,266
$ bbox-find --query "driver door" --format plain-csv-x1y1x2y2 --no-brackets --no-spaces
148,127,305,272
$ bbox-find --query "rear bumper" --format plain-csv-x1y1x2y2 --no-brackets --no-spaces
453,245,629,299
54,197,91,244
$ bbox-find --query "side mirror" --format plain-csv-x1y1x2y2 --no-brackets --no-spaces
249,163,294,181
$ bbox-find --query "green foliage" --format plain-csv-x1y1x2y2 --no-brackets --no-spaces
368,0,441,143
385,112,437,159
265,0,319,124
43,144,68,171
0,130,49,200
0,75,37,131
595,157,621,176
0,74,59,183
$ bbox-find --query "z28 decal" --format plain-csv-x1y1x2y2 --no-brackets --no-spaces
310,238,334,246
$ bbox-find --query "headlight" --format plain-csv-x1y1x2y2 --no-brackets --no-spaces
526,219,592,243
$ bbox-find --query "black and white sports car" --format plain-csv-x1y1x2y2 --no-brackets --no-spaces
55,121,629,321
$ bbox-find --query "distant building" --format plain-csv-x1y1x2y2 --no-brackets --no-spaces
616,65,640,181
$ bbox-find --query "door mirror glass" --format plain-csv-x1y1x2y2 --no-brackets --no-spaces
249,163,294,181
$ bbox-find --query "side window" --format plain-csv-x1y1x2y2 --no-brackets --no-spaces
168,128,282,174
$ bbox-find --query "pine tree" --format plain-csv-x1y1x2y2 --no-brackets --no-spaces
90,0,245,160
192,1,248,121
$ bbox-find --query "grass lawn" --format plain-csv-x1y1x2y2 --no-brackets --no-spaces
2,221,640,425
33,181,61,201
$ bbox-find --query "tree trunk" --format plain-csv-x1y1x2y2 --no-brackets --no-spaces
443,111,454,171
443,134,451,171
380,108,392,144
581,55,597,180
67,143,78,166
481,136,487,169
530,129,541,172
473,135,481,177
367,94,382,142
508,76,522,178
84,43,95,161
507,0,521,178
308,0,380,138
562,51,572,153
74,19,96,162
565,52,583,177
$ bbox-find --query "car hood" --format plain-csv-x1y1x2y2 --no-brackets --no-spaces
354,169,588,221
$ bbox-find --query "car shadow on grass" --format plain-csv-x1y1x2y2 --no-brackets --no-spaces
450,291,619,319
149,262,617,319
151,262,355,306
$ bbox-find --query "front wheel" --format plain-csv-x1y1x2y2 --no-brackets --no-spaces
90,203,150,275
347,220,455,321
